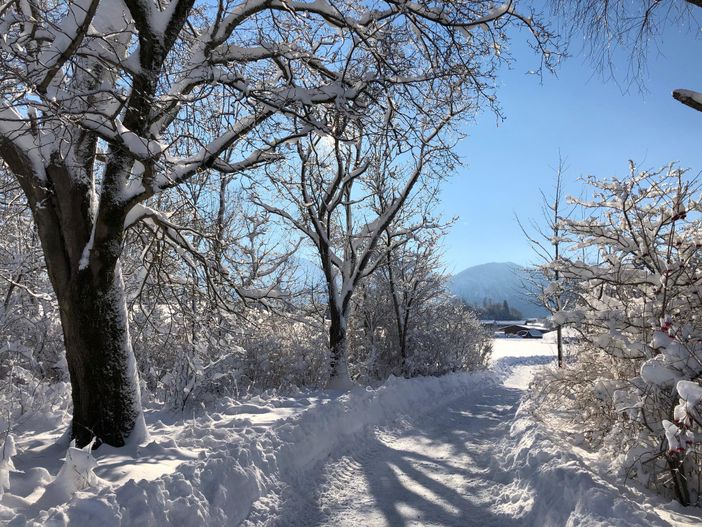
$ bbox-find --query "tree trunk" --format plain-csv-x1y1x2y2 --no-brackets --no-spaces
21,158,146,449
58,263,145,448
386,257,408,375
667,451,691,506
327,315,352,389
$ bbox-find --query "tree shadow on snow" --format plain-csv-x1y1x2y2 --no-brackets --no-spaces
349,387,530,526
281,384,538,527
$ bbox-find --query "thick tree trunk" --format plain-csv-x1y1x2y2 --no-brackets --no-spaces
18,157,147,449
58,263,145,448
327,315,352,389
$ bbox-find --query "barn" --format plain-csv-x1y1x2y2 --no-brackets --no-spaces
498,324,546,338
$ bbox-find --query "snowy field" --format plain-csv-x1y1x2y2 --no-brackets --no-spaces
2,340,701,526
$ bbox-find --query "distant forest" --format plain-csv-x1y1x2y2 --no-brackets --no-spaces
469,299,523,320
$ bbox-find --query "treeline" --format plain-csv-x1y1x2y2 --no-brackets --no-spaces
471,299,523,321
0,162,492,429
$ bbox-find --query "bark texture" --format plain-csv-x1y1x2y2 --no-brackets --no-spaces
59,266,143,447
0,142,143,447
328,316,351,389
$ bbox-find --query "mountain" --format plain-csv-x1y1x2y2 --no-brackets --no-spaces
447,262,548,319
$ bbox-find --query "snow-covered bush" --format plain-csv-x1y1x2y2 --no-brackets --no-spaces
128,286,329,405
0,175,63,372
0,171,67,435
541,163,702,505
530,344,633,445
403,299,492,376
350,273,491,381
232,311,330,390
117,175,328,404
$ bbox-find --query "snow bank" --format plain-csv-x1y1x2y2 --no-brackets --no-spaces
504,403,671,526
491,340,694,525
4,338,692,526
1,372,495,526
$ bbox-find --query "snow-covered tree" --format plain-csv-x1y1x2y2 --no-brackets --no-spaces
519,157,574,367
0,0,557,445
552,163,702,505
252,109,459,387
345,179,491,380
379,220,452,375
351,237,492,381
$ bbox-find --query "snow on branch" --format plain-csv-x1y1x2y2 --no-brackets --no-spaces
0,106,45,182
32,0,100,94
673,89,702,113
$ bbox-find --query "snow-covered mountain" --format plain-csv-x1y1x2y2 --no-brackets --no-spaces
448,262,548,318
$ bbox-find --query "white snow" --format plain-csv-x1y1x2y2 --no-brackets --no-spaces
662,420,694,454
77,226,95,271
674,380,702,438
469,2,514,26
678,380,702,409
0,340,699,525
32,440,104,512
0,435,16,496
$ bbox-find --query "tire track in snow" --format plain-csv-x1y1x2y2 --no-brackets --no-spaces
246,343,678,526
304,385,529,527
271,351,676,526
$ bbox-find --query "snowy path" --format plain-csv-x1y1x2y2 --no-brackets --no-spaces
5,340,700,526
296,383,528,526
263,341,691,527
271,344,548,527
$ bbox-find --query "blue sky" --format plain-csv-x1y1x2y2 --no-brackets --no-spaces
441,15,702,273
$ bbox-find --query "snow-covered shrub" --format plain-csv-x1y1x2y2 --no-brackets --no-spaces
117,177,328,404
0,171,67,434
0,174,64,373
128,290,329,405
350,277,491,380
541,164,702,505
403,299,492,376
235,311,329,390
121,237,329,403
530,345,633,445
